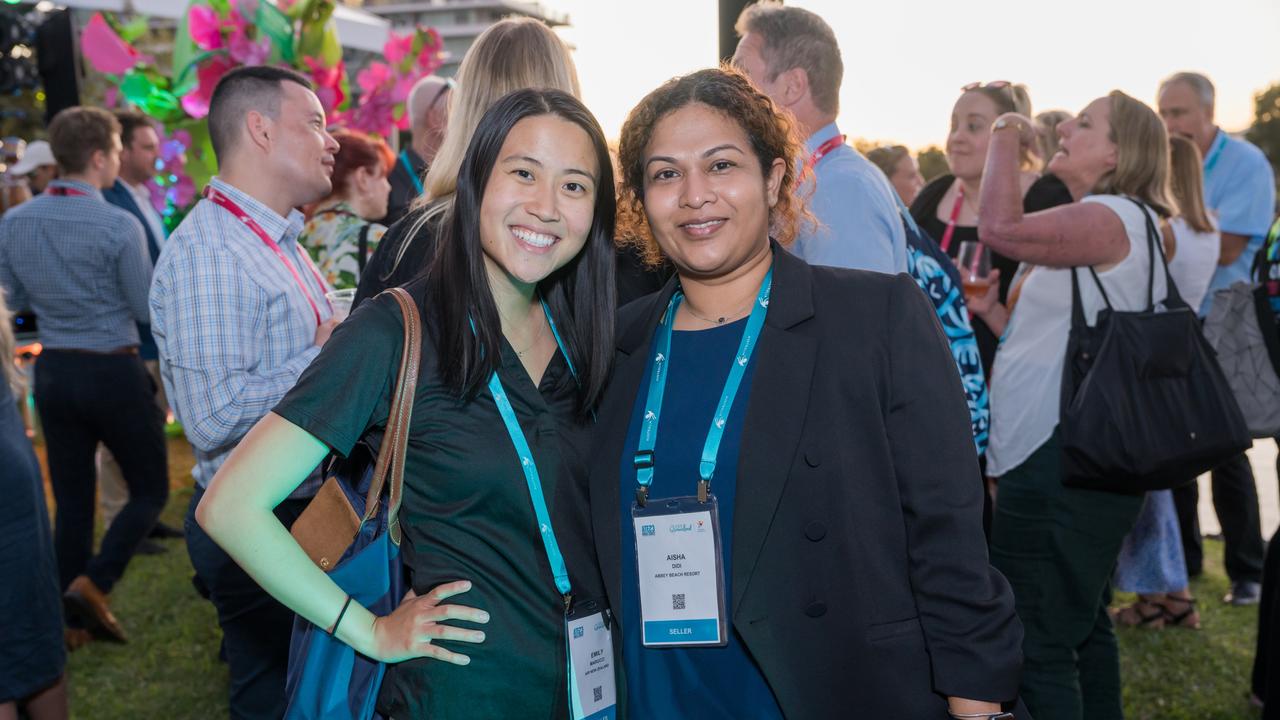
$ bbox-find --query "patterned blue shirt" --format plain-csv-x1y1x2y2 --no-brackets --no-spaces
150,177,334,493
0,179,152,351
791,123,908,274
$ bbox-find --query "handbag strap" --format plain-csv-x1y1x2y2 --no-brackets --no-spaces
360,287,421,546
1127,197,1187,310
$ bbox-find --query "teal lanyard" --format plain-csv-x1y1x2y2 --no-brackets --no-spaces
1203,131,1228,180
633,268,773,505
487,301,577,598
399,150,424,195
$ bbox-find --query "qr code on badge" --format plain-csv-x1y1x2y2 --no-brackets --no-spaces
672,593,685,610
593,686,603,703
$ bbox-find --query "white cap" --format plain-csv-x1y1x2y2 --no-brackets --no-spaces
11,140,55,175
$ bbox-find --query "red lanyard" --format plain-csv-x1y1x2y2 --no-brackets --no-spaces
806,134,846,172
939,185,966,254
203,185,330,326
46,185,90,197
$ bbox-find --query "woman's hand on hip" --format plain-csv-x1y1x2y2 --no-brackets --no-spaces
372,580,489,664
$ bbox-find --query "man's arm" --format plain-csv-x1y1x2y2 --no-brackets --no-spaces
153,240,320,453
116,215,153,323
1219,232,1251,266
0,221,29,312
803,170,902,274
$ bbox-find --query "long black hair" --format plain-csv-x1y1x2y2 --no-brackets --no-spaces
424,88,616,414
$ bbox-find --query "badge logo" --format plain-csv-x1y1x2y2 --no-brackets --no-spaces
573,626,585,639
641,524,656,536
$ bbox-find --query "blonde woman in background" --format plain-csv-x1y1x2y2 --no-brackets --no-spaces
353,16,581,307
867,144,926,205
0,291,67,720
1034,110,1072,170
1109,134,1220,631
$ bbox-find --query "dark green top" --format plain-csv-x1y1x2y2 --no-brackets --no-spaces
274,279,595,719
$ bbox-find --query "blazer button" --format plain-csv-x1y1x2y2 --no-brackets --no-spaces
804,521,826,541
804,601,827,618
804,449,820,467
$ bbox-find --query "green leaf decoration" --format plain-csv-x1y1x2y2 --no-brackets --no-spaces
256,1,295,64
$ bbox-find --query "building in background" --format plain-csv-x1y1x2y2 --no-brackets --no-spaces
346,0,569,77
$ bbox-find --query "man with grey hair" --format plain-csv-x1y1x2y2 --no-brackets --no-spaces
381,74,452,226
1159,70,1275,607
733,1,906,274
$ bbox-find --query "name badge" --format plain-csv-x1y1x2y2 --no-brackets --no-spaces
567,598,617,720
631,495,728,647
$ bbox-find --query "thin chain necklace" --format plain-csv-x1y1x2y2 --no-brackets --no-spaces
684,299,754,325
511,312,546,357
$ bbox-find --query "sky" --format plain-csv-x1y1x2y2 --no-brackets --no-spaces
553,0,1280,150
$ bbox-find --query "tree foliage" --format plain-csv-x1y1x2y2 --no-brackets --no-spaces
1246,82,1280,201
917,145,949,182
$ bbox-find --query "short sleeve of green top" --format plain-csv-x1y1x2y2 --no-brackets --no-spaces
272,279,596,719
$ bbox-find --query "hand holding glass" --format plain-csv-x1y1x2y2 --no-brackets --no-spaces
957,242,993,303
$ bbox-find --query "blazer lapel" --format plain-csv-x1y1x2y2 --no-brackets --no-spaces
591,282,678,612
731,248,817,615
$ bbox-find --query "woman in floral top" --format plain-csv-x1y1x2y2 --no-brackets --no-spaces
300,129,395,289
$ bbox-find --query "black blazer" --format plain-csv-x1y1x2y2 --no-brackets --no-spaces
588,247,1024,717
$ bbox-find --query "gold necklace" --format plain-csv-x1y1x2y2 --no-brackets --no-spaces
511,313,546,357
684,299,753,325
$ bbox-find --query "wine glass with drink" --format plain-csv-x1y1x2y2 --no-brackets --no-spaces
957,241,993,303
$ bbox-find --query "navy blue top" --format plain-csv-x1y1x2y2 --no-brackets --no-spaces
618,317,783,719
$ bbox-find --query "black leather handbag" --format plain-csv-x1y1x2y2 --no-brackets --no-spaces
1058,198,1250,494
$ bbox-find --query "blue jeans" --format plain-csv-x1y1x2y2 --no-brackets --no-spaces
185,485,309,719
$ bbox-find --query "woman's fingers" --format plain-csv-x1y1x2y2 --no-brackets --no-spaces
421,579,473,605
417,642,473,666
419,601,490,625
419,623,486,644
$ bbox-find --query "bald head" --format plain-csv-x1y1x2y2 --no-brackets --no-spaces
407,75,451,163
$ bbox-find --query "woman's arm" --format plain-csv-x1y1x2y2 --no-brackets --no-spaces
978,114,1129,269
196,412,488,664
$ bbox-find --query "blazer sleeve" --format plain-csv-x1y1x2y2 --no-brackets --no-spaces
883,273,1023,702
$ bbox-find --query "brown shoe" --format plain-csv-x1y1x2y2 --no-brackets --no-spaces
63,576,127,643
63,627,93,652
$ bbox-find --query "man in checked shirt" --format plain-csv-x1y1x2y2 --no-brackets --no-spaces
149,66,340,719
0,107,167,647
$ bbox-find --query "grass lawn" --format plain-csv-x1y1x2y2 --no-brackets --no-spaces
49,436,1266,718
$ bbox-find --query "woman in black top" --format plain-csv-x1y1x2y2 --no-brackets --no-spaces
910,82,1072,372
196,89,616,718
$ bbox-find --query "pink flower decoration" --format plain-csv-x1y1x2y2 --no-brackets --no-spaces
304,58,347,116
187,6,224,51
356,61,392,95
81,13,150,74
180,55,235,119
384,31,414,67
228,28,270,65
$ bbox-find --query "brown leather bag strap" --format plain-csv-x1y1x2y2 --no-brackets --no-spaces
360,287,421,547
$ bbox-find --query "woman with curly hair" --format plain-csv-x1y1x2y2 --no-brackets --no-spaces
589,66,1025,719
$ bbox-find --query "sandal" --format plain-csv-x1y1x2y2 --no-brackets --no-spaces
1111,597,1165,628
1160,596,1201,630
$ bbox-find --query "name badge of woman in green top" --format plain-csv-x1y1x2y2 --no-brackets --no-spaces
490,303,616,719
631,268,772,647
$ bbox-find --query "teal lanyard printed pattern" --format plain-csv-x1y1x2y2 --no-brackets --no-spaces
488,300,576,598
400,149,425,195
634,268,773,505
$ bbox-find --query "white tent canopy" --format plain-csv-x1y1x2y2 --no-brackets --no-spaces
47,1,390,53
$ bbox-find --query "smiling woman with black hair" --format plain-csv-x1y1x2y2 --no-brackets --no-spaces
196,87,617,718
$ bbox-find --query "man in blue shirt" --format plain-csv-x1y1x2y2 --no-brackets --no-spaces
1160,71,1276,606
732,2,907,275
0,107,167,646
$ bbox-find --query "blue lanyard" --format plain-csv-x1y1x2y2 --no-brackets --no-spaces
399,150,424,195
487,301,576,598
1203,131,1228,180
633,267,773,505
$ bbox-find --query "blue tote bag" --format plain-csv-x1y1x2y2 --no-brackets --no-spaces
284,287,420,720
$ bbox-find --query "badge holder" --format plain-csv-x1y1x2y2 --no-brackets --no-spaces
630,493,729,647
565,597,617,720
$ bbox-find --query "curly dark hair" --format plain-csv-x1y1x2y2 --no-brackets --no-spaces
616,65,811,267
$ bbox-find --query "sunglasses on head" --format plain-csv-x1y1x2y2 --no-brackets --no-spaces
962,80,1011,92
425,77,457,116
